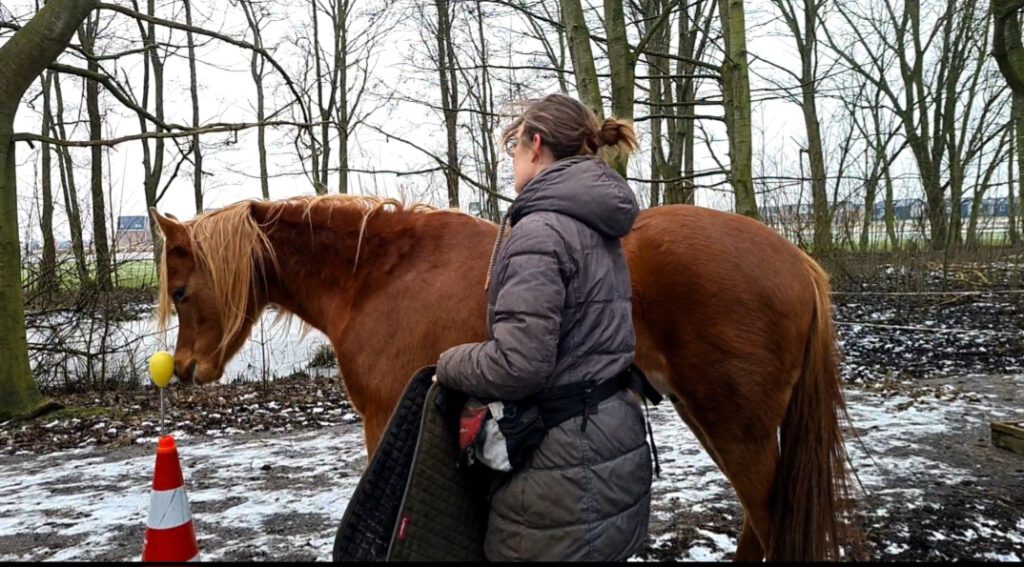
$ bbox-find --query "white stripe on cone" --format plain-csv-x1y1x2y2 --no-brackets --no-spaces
146,487,193,530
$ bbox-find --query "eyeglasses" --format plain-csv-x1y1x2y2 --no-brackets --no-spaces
503,136,519,157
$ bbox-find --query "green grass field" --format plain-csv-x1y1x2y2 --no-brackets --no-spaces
21,258,158,291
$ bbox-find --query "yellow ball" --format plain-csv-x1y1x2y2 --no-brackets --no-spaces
149,351,174,388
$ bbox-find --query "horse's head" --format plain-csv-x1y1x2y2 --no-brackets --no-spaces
150,205,273,385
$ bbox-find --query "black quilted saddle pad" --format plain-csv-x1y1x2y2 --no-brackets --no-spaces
332,365,487,562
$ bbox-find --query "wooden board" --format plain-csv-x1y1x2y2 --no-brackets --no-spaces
991,421,1024,457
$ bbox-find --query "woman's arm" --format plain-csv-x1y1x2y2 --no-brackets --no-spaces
436,217,569,400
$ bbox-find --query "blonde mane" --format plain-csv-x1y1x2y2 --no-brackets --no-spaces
157,202,276,357
157,194,454,352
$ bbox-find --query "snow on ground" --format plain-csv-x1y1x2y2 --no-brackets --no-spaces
1,374,1022,561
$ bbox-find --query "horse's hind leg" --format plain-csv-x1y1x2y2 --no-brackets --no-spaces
708,426,779,560
671,397,778,561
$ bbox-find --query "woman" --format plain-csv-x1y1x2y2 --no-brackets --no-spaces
435,93,652,561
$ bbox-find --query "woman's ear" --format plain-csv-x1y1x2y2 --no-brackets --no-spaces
531,133,543,162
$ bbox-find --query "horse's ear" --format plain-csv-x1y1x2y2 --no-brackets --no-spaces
150,207,187,245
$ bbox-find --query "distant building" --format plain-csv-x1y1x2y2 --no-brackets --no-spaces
115,215,152,249
872,198,927,221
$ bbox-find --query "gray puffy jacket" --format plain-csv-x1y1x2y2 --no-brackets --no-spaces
437,155,652,561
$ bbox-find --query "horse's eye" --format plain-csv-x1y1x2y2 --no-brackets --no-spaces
172,287,186,302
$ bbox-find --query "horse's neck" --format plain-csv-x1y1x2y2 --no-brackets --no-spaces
258,209,404,338
254,205,498,347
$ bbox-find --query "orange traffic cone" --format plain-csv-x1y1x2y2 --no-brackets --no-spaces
142,435,200,562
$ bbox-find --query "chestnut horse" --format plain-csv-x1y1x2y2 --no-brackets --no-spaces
151,195,854,561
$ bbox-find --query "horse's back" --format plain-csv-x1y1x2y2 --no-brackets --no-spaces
624,205,818,418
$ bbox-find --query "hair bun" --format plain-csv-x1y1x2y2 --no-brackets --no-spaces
599,118,639,155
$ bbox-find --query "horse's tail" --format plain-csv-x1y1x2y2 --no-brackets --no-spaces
768,254,856,561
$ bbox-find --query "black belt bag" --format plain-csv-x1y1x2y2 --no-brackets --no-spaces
459,365,662,472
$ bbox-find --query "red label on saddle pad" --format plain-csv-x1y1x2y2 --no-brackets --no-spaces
459,406,489,450
398,515,410,541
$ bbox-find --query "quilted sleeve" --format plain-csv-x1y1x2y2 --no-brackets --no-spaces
436,216,569,401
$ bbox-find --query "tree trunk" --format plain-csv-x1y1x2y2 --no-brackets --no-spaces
435,0,460,207
1011,93,1019,245
1010,131,1019,246
992,0,1024,97
336,0,349,195
794,0,832,252
966,133,1006,249
642,0,665,206
966,188,983,249
239,0,270,199
948,159,965,249
255,51,270,199
133,0,167,265
648,0,709,205
183,0,203,213
0,0,96,421
38,71,58,301
604,0,633,177
310,1,326,194
472,0,500,220
718,0,758,219
860,155,879,251
884,166,898,249
678,2,707,206
50,75,90,284
78,15,112,291
910,138,950,249
560,0,604,119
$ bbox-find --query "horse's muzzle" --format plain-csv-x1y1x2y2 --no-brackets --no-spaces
174,360,198,385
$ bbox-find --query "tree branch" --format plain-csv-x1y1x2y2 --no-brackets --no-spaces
14,120,328,148
363,122,514,203
96,2,314,132
46,62,178,132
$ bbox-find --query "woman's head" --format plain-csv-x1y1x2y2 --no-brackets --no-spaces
502,94,639,193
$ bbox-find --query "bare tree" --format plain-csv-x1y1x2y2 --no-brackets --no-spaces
518,0,571,94
293,0,392,196
335,1,396,196
78,12,112,290
965,127,1011,248
0,0,97,420
557,0,680,177
992,0,1024,95
843,75,906,250
238,0,272,199
1013,94,1024,244
37,70,58,301
827,0,1006,251
770,0,831,251
50,73,91,283
993,0,1024,246
457,1,502,219
560,0,603,116
130,0,168,263
183,0,204,212
435,0,461,207
718,0,757,218
637,0,720,206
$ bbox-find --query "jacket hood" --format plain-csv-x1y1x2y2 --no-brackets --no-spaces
508,156,639,238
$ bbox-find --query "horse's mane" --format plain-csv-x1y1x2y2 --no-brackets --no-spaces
156,194,458,351
156,202,275,355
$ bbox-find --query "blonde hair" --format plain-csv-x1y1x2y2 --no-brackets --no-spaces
500,93,639,160
156,203,275,357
